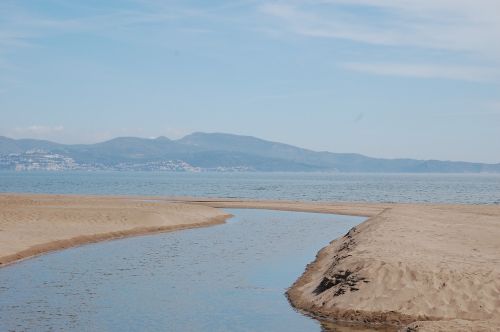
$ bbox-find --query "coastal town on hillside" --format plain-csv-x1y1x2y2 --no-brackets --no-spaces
0,150,252,172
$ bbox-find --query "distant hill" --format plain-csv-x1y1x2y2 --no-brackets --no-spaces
0,133,499,172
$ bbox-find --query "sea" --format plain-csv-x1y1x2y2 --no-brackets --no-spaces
0,171,499,204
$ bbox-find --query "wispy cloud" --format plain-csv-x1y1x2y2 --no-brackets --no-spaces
3,0,500,85
0,1,216,94
341,62,500,82
259,1,500,81
1,8,181,44
259,1,500,56
260,3,400,45
0,2,211,61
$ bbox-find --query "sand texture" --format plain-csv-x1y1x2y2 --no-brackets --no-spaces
0,194,230,266
283,204,500,331
1,195,499,331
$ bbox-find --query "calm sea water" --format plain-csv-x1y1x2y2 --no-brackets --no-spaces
0,209,388,332
1,171,499,204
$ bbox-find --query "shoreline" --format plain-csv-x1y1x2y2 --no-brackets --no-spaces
0,216,229,268
0,195,385,267
0,194,232,267
1,194,499,331
284,204,500,331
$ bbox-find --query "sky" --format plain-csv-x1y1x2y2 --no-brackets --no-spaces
1,0,499,163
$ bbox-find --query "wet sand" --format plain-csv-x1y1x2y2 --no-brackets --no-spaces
0,194,231,266
1,194,499,331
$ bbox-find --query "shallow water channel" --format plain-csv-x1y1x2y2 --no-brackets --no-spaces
0,209,393,331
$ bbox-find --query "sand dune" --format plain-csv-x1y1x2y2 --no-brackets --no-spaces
1,194,499,331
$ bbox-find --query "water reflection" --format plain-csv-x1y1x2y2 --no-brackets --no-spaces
0,209,393,331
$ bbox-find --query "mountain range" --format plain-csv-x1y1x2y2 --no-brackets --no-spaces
1,132,499,173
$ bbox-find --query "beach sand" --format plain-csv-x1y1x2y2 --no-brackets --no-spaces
0,194,230,266
282,204,500,332
1,194,499,331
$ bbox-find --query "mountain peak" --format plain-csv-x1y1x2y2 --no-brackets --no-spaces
155,136,171,141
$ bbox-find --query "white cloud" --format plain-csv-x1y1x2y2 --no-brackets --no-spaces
260,1,500,57
260,3,400,45
3,0,500,85
258,1,500,81
0,1,230,76
341,62,499,82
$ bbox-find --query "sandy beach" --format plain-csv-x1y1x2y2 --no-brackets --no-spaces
0,194,231,266
1,194,499,331
284,204,500,331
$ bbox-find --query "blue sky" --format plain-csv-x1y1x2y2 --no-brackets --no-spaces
1,0,499,162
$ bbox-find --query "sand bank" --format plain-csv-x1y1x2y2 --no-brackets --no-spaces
1,194,499,331
281,204,500,331
0,194,230,266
